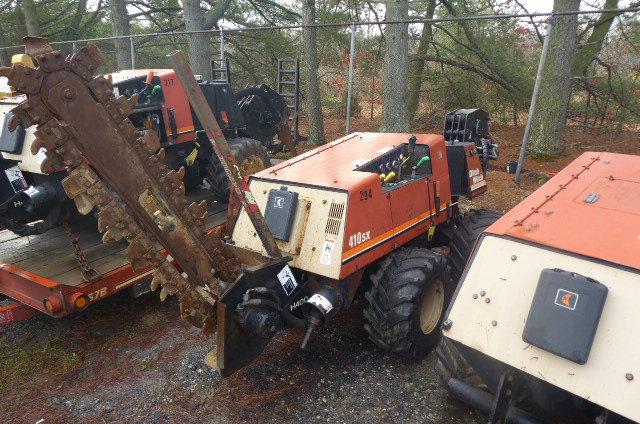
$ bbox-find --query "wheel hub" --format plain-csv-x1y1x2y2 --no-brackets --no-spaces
420,279,445,335
239,155,266,175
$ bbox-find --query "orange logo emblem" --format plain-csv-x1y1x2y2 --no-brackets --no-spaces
555,289,579,310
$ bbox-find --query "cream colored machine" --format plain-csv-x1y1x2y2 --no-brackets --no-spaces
437,152,640,424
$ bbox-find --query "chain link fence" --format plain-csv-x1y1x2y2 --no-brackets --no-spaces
2,7,640,143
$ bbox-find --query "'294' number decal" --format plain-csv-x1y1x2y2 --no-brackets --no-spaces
348,231,371,248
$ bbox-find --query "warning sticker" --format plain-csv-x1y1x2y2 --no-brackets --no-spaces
308,293,333,314
4,166,27,192
36,147,47,165
319,240,335,265
277,265,298,296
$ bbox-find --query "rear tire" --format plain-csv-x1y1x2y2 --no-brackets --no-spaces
363,247,452,359
203,137,270,202
435,337,484,389
446,209,502,282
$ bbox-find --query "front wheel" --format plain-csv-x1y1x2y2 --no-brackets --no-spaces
362,247,452,359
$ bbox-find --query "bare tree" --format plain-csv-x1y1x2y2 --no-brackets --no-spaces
528,0,580,156
381,0,410,132
407,0,437,121
572,0,622,76
21,0,40,36
182,0,231,80
301,0,325,144
109,0,132,69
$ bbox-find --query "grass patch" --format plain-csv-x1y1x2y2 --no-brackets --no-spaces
0,339,81,393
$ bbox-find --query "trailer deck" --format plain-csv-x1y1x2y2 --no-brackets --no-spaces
0,193,227,326
0,220,128,285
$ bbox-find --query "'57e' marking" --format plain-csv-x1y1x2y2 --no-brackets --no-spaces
87,287,107,302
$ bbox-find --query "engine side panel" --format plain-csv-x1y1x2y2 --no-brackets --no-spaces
445,235,640,422
231,178,349,279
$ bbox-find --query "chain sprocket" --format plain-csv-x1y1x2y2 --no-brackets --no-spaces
0,40,239,334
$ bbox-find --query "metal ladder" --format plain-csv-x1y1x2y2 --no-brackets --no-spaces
210,58,231,84
277,59,301,142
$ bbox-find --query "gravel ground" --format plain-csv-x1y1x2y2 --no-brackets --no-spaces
0,290,483,423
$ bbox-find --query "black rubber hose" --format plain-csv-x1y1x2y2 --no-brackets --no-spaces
0,204,62,236
241,298,307,329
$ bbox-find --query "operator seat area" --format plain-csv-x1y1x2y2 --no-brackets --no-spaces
357,137,432,189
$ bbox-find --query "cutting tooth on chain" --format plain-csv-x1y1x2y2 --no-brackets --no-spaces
126,233,160,270
73,193,96,216
97,201,125,239
31,119,70,154
55,143,84,168
120,215,141,239
10,96,51,129
40,151,66,174
139,131,161,154
115,94,138,118
187,200,208,227
62,165,99,199
68,46,102,81
88,76,115,103
150,260,176,291
0,64,44,95
160,167,185,192
151,148,166,163
85,181,112,207
34,50,66,73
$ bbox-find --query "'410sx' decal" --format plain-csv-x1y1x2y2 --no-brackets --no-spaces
348,231,372,248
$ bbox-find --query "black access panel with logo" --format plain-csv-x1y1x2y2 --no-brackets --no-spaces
264,187,298,241
522,268,608,364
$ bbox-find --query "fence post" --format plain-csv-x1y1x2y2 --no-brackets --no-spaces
345,23,357,135
129,36,136,69
515,15,554,186
220,29,225,62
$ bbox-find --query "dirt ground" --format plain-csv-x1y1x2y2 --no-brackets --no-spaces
2,116,640,423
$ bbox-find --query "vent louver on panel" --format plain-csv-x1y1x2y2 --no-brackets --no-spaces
325,202,345,236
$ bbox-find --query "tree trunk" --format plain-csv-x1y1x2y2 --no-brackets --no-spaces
527,0,580,157
301,0,325,144
572,0,619,77
109,0,132,69
21,0,40,37
381,0,410,132
407,0,436,121
183,0,212,80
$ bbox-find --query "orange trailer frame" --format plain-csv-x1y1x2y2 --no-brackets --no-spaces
0,201,227,327
0,252,161,326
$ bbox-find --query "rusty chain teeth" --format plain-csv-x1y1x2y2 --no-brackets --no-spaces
0,64,44,94
35,50,66,73
3,41,237,333
11,96,52,129
138,131,161,154
187,200,209,229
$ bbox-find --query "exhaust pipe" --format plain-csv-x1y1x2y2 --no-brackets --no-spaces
447,378,543,424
